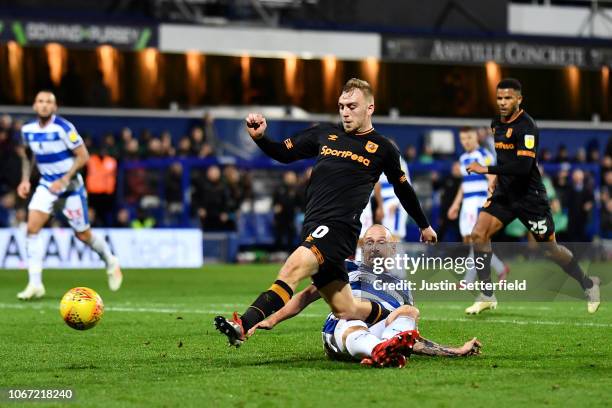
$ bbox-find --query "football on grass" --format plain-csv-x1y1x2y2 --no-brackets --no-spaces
60,287,104,330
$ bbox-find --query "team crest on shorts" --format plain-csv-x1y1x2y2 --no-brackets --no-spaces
365,141,378,153
524,135,535,149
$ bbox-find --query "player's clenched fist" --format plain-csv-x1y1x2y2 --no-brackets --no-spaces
245,113,267,140
420,226,438,243
16,181,31,199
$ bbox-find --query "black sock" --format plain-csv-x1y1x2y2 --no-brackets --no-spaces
240,280,293,332
474,250,493,297
560,257,592,290
364,301,390,325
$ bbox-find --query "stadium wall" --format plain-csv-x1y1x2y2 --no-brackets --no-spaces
0,228,203,268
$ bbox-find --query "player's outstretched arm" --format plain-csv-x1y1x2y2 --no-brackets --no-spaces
246,113,318,164
486,174,497,196
246,284,321,337
16,145,32,199
413,336,481,357
447,186,463,220
373,183,384,222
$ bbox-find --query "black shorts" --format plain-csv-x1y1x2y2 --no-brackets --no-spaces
481,192,555,241
300,221,359,289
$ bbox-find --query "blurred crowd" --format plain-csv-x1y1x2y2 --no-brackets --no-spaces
1,112,611,250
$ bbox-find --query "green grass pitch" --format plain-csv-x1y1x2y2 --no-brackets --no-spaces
0,263,610,407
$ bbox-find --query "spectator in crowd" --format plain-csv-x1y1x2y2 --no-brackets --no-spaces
11,207,27,229
125,166,149,205
0,192,17,227
0,126,22,194
555,145,570,164
602,154,612,173
272,171,301,252
124,138,141,160
193,165,232,231
567,168,595,243
131,206,156,229
160,131,175,157
602,169,612,200
418,145,434,164
115,207,132,228
0,114,12,130
403,146,417,163
147,137,165,158
176,136,192,157
605,136,612,158
87,207,101,227
86,147,118,227
575,147,587,164
539,148,553,163
553,165,571,207
588,147,600,164
165,162,184,224
83,134,95,153
119,127,133,156
602,199,612,239
138,129,153,157
224,165,244,231
102,133,119,159
190,126,206,156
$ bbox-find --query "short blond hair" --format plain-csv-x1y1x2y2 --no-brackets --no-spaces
341,78,374,103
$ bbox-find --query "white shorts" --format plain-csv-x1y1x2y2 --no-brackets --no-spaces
321,314,388,361
28,184,90,232
459,196,487,237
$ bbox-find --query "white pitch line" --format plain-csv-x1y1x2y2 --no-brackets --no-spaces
0,302,609,328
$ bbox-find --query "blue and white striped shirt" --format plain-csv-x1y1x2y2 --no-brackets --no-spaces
322,260,413,336
459,148,494,199
21,115,84,190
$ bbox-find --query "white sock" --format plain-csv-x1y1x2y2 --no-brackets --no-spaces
464,246,477,284
87,233,113,265
491,253,505,276
26,234,44,287
381,316,416,340
345,330,381,359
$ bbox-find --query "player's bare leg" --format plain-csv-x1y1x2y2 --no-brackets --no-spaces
215,246,319,347
18,210,50,300
216,246,386,347
318,280,376,322
538,234,600,314
465,212,505,314
75,228,122,291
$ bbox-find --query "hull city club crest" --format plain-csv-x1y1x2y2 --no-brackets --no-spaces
365,141,379,153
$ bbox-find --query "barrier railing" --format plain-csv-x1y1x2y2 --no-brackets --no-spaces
117,158,603,238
